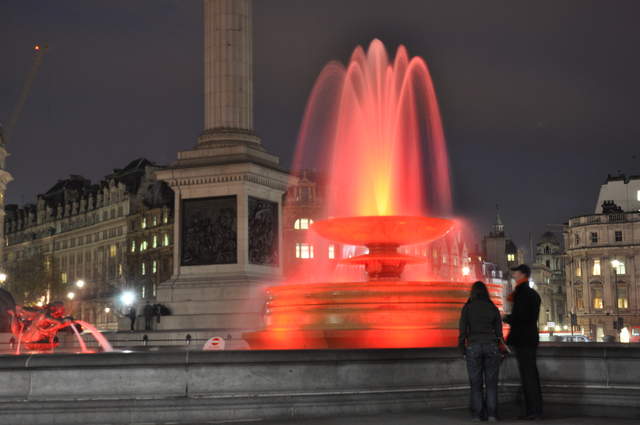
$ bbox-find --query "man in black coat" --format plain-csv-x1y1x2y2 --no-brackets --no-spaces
503,264,543,420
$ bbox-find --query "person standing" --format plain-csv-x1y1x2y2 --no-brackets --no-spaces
459,281,504,422
127,306,137,332
504,264,543,420
143,301,154,331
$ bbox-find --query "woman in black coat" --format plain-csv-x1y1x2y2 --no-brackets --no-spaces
458,281,504,422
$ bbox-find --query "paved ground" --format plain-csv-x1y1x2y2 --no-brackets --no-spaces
177,407,638,425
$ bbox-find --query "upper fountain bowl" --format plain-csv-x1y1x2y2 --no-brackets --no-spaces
311,216,454,247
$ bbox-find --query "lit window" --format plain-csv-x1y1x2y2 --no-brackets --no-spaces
507,253,515,262
118,264,123,276
575,288,584,310
592,259,601,276
576,264,582,277
442,255,448,264
637,190,640,202
140,240,148,251
131,240,136,253
294,218,314,230
152,260,157,274
142,285,146,298
152,235,158,248
295,243,314,259
163,213,168,224
163,233,170,246
109,244,117,257
152,216,157,227
142,218,147,229
617,286,629,309
613,260,626,275
328,244,335,259
592,286,603,309
61,272,68,284
141,263,146,275
615,231,623,242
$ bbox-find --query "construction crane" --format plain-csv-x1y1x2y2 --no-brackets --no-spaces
2,44,48,145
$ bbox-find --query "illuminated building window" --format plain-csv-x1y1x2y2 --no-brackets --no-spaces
637,190,640,202
507,253,515,262
61,272,68,284
163,213,168,224
295,243,314,259
140,240,148,251
442,255,448,264
591,286,603,310
576,264,582,277
613,260,626,275
152,235,158,249
109,244,117,257
575,288,584,310
153,216,158,227
131,240,136,253
142,217,147,229
142,285,146,298
118,264,123,276
294,218,314,230
163,233,170,246
152,260,157,274
141,263,146,275
615,231,623,242
617,286,629,309
328,244,335,259
592,259,601,276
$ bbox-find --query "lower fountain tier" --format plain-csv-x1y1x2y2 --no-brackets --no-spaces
243,280,503,349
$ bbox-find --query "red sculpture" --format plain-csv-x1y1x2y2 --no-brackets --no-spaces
9,301,77,352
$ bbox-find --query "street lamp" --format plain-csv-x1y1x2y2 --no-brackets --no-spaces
104,307,111,314
0,272,7,284
75,279,85,289
120,290,136,307
462,266,470,277
67,292,76,300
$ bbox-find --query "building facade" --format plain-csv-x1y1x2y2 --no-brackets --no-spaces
531,232,566,329
3,158,173,330
564,174,640,341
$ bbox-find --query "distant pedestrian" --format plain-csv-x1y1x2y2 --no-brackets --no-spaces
143,301,154,331
504,264,543,420
154,303,162,324
459,281,504,422
127,306,137,331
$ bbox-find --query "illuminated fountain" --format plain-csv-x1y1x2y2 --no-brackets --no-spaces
244,40,501,349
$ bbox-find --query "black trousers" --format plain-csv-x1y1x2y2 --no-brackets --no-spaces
465,342,502,419
515,346,543,416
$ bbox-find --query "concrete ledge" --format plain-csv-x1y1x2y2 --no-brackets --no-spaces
0,345,637,424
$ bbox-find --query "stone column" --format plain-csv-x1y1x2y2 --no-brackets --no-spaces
201,0,259,145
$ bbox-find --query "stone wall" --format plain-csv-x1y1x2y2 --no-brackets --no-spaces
0,345,637,424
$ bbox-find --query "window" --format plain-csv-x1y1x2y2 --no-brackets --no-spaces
575,288,584,310
590,232,598,244
140,240,148,251
576,263,582,277
592,286,603,310
152,216,158,227
295,243,314,259
118,263,123,277
294,218,314,230
131,241,136,253
592,259,601,276
507,253,515,262
613,260,626,275
328,244,335,259
109,244,117,257
152,235,158,249
141,217,147,229
545,260,550,268
163,233,170,246
141,263,146,275
61,272,68,284
152,260,157,274
615,231,623,242
575,234,580,246
163,212,169,224
637,190,640,202
617,286,629,309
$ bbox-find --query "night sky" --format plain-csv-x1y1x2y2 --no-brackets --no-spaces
2,0,640,257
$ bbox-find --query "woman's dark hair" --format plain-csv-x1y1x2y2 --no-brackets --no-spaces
469,281,491,302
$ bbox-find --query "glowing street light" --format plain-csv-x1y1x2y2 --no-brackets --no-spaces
0,272,7,283
462,266,471,277
104,307,111,314
67,292,76,300
120,291,136,306
75,279,86,289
